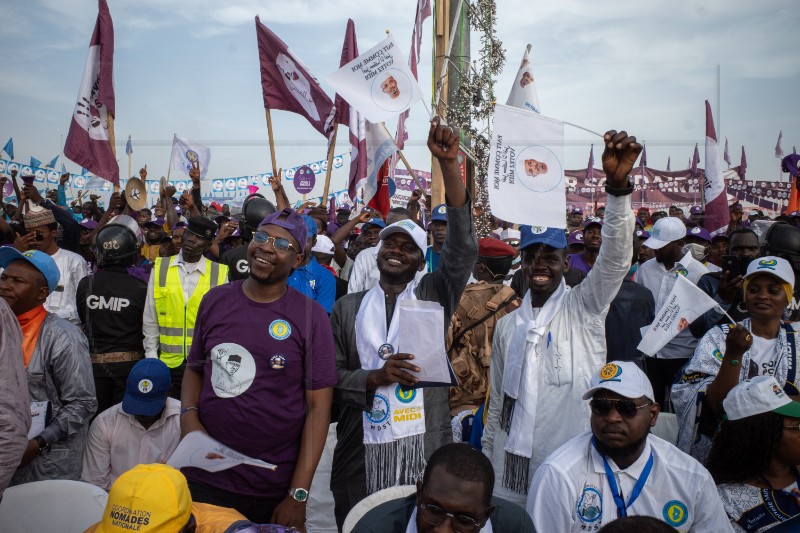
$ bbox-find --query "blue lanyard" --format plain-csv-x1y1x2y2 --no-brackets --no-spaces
592,437,654,518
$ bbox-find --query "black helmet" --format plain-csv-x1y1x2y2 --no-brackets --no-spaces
96,223,139,266
242,193,276,242
765,222,800,271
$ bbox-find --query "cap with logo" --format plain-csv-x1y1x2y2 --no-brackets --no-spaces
259,208,308,251
143,218,165,229
519,225,567,250
570,207,583,215
95,464,191,533
430,204,448,223
363,217,387,230
742,255,795,302
635,229,651,240
723,375,800,421
311,234,335,255
582,361,655,402
185,216,217,241
0,247,60,295
122,359,171,417
568,230,584,245
643,217,687,250
686,226,711,243
379,219,427,255
80,218,99,231
690,206,703,215
478,238,516,258
582,217,603,230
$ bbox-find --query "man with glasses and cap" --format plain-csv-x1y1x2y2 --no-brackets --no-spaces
526,361,731,531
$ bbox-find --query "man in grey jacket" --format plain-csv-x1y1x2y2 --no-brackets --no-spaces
0,297,29,496
0,248,96,485
330,118,477,528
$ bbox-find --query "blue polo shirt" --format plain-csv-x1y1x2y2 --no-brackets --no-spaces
287,256,336,313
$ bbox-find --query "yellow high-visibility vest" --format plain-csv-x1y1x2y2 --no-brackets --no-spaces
153,256,228,368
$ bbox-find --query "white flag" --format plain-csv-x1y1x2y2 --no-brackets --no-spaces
487,104,565,228
326,35,423,124
637,275,719,357
505,44,541,114
169,134,211,180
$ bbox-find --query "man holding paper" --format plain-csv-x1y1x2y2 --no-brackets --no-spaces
482,130,640,507
330,117,477,528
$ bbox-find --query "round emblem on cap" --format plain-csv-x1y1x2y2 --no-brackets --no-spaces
531,226,546,234
757,258,777,270
599,363,622,382
138,379,153,394
691,227,700,234
437,206,446,214
269,354,286,370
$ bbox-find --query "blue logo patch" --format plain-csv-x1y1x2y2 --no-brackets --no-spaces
663,500,688,527
366,393,390,424
675,268,689,278
395,386,416,404
576,486,602,523
599,363,623,383
268,319,291,340
713,349,724,362
757,258,777,271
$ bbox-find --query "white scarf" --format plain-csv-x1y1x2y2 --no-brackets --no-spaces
500,279,567,493
406,507,494,532
356,280,426,493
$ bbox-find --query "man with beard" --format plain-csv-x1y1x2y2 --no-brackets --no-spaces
329,117,477,528
568,217,603,274
482,129,639,507
526,362,730,531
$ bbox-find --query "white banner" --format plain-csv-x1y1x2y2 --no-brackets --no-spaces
505,44,541,114
169,134,211,180
326,35,423,124
637,274,719,357
487,104,566,228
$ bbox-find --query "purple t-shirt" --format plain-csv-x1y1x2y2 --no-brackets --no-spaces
184,281,337,498
568,253,592,275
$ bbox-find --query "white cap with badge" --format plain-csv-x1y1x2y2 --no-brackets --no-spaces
379,219,428,255
582,361,655,402
723,375,800,421
643,217,687,250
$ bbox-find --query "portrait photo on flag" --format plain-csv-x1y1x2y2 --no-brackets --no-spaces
326,35,423,124
505,44,541,114
487,104,565,228
170,134,210,180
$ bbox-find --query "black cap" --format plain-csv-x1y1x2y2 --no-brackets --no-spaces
186,216,217,241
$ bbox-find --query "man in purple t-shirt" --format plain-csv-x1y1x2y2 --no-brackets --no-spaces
568,217,602,275
181,207,337,529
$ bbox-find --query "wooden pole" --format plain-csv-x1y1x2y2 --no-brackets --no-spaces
265,108,278,176
321,125,338,203
381,123,426,194
108,115,118,193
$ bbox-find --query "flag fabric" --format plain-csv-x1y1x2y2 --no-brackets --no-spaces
328,196,336,226
255,17,334,137
125,135,132,156
487,104,566,228
60,161,67,175
666,156,671,172
169,134,211,180
723,137,730,167
505,44,542,114
30,157,41,169
794,146,797,155
64,0,118,185
703,100,729,236
361,121,397,216
690,144,699,177
326,34,423,124
81,167,88,176
367,158,393,218
2,138,13,159
46,155,59,169
637,274,719,357
740,146,747,180
586,145,594,183
775,131,784,158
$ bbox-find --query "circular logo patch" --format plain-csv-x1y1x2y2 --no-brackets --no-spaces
599,363,622,382
138,379,153,394
713,349,724,362
366,393,390,424
378,343,395,360
269,319,291,340
576,487,602,523
663,500,688,527
531,226,546,234
675,268,688,278
269,354,286,370
395,386,416,404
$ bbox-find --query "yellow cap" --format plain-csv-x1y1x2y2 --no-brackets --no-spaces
96,464,192,533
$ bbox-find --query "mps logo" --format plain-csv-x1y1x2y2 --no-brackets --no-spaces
662,500,688,527
675,268,688,278
268,319,291,340
138,379,153,394
395,386,416,404
757,258,777,271
599,363,622,383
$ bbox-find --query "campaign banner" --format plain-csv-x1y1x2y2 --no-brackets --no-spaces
487,104,566,228
326,35,423,124
505,44,541,114
169,134,211,180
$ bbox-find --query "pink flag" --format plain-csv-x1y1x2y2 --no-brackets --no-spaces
775,130,784,158
64,0,118,185
255,17,334,137
703,100,729,235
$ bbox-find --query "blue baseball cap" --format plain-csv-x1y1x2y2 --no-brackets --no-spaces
519,226,568,250
430,204,448,223
0,247,60,295
122,359,171,417
301,214,318,239
364,218,386,229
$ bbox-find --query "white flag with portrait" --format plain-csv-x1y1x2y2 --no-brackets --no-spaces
505,44,541,114
637,274,719,357
169,134,211,180
326,35,423,124
487,104,565,228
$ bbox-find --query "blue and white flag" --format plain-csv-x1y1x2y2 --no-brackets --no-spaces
46,155,59,169
2,138,13,159
169,134,210,180
125,135,132,156
30,156,41,168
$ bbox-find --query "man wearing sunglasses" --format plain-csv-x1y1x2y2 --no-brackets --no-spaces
526,361,730,532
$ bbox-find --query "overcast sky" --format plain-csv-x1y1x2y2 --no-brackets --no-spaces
1,0,797,203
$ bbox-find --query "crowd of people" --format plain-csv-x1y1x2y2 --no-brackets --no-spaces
1,118,799,533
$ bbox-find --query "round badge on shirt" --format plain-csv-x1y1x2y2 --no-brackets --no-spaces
269,319,292,340
269,354,286,370
210,343,256,399
378,343,395,360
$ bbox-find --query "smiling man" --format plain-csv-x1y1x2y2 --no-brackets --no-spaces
568,217,603,274
482,130,640,507
526,361,731,532
524,158,548,177
381,75,400,99
330,117,478,528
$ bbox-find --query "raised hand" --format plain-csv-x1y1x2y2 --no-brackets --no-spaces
269,169,283,192
427,116,460,165
189,160,201,183
601,130,643,189
139,165,147,180
59,173,70,186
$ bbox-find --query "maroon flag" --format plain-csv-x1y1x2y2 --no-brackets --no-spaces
703,100,729,235
255,17,334,137
64,0,118,185
690,144,699,178
740,146,747,180
366,158,392,218
723,137,731,167
586,144,594,183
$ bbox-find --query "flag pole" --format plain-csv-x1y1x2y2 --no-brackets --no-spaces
127,140,132,181
322,125,338,203
381,123,426,194
108,115,118,193
265,108,278,176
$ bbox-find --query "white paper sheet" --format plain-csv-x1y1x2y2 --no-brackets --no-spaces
167,431,277,473
27,401,48,439
396,300,456,386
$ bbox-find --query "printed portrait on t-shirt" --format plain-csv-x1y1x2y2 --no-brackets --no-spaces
210,343,256,398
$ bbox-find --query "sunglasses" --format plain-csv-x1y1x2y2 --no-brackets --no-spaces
252,231,299,253
590,398,652,419
418,503,484,532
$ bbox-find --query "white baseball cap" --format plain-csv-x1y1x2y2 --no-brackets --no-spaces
582,361,655,402
743,256,795,291
643,217,687,250
723,376,800,421
500,228,521,242
379,219,428,255
311,234,335,255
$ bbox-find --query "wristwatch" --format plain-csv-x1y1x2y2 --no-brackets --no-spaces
33,436,51,456
288,488,309,502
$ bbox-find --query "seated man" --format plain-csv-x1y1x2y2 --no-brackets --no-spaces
526,361,731,532
81,359,181,490
352,443,534,532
